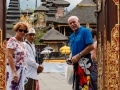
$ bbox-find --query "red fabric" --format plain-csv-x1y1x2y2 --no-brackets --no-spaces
76,66,87,86
35,80,40,90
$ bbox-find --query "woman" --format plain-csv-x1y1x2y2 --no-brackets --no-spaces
6,22,28,90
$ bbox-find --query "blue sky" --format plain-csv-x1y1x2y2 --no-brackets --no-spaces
7,0,81,11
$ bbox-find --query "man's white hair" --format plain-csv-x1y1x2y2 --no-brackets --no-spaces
68,16,79,22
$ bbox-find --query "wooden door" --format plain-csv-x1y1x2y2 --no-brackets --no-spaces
97,0,120,90
0,0,6,40
0,0,6,90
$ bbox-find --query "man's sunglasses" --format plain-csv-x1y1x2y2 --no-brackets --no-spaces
18,29,28,33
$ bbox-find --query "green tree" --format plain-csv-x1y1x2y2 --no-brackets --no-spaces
34,29,47,45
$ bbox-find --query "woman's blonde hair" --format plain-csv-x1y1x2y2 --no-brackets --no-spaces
13,22,28,32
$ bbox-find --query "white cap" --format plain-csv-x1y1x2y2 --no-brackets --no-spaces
27,28,36,34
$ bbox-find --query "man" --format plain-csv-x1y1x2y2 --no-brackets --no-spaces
67,16,94,90
91,29,97,90
24,28,43,90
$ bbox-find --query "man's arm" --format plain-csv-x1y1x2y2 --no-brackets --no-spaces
24,42,39,69
71,44,94,64
80,44,94,57
91,42,97,60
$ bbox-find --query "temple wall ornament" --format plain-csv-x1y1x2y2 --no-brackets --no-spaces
103,24,119,89
97,32,104,90
97,0,120,89
97,0,102,12
0,29,6,90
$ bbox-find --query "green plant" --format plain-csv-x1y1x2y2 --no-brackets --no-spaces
34,29,47,45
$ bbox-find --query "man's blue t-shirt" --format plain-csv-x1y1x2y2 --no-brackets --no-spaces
69,26,93,57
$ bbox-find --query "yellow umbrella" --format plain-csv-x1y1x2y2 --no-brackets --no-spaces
60,45,70,51
60,45,70,54
60,49,71,54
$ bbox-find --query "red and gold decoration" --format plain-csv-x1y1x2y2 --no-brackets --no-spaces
113,0,118,5
97,31,104,90
0,29,6,90
97,0,120,89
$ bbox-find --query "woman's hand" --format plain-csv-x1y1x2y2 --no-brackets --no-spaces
13,71,19,83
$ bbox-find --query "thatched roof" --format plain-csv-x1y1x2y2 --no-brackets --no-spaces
53,0,70,7
6,30,15,37
39,27,68,42
79,0,96,6
54,0,96,24
34,5,49,12
6,33,12,39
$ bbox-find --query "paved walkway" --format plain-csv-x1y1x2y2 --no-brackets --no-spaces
38,72,72,90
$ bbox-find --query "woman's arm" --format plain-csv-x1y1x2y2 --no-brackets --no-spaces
7,48,18,82
7,48,16,72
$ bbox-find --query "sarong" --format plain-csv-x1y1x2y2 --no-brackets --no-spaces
90,61,97,90
24,78,39,90
73,54,93,90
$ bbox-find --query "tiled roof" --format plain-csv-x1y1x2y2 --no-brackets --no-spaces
79,0,96,6
53,0,70,6
46,17,56,22
40,27,68,42
35,5,49,12
54,0,96,24
6,30,15,37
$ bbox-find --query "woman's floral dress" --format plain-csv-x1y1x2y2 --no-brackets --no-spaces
6,37,28,90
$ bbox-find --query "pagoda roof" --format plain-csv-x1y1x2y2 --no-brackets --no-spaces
47,0,54,3
54,0,96,24
8,7,20,10
7,11,20,13
39,26,68,42
49,7,57,10
34,5,49,12
6,24,13,28
46,12,56,15
46,17,56,22
6,33,12,39
6,19,19,22
9,4,19,7
11,0,19,1
41,2,46,6
41,0,46,2
79,0,96,6
53,0,70,7
6,30,15,37
10,1,19,4
7,15,20,18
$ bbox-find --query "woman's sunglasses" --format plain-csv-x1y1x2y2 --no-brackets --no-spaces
18,29,28,33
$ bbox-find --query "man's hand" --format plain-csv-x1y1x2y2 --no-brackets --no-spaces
71,54,80,64
37,65,44,73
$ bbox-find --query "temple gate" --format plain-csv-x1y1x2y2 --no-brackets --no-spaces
97,0,120,90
